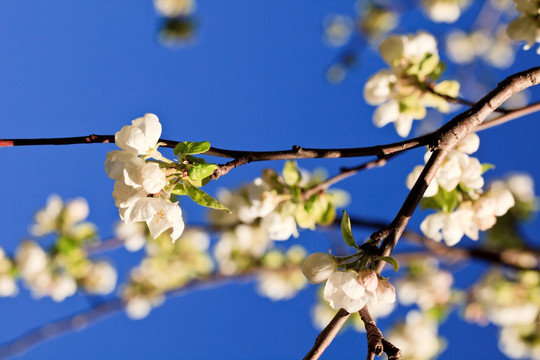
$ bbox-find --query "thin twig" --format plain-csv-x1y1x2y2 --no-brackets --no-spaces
302,155,392,200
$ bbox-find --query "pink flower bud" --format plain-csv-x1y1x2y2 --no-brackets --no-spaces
376,279,396,304
358,269,378,292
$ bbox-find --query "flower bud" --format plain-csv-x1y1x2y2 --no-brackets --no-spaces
376,279,397,304
302,253,336,284
357,269,378,292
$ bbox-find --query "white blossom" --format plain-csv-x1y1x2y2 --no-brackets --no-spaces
420,203,476,246
127,197,184,242
373,99,415,137
376,280,397,304
363,70,396,105
323,271,369,313
302,253,336,284
115,113,162,157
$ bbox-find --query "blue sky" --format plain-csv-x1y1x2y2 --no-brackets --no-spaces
0,1,538,359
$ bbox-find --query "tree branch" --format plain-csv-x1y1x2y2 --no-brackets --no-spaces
303,308,350,360
303,66,540,359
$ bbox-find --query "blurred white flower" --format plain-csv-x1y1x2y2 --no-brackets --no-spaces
422,0,469,23
82,261,118,295
388,310,442,360
126,296,153,320
505,173,535,202
507,0,540,53
260,213,298,241
115,221,147,252
154,0,195,18
15,241,49,278
256,268,306,301
323,15,354,47
0,275,18,297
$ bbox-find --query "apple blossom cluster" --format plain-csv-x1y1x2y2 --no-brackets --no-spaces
421,0,470,23
506,0,540,54
406,133,515,246
364,31,460,137
0,196,118,302
122,229,213,319
210,161,349,242
302,252,397,314
465,269,540,359
105,113,188,243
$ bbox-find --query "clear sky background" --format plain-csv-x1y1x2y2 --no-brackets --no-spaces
0,1,538,359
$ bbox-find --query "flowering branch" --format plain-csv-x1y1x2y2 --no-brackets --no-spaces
303,66,540,359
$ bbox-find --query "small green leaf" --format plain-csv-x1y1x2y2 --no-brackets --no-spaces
188,163,218,181
318,202,336,226
418,53,440,78
420,187,458,213
283,161,301,186
183,181,230,212
340,210,356,248
174,141,211,157
171,183,187,196
481,163,495,174
174,142,188,157
374,256,400,272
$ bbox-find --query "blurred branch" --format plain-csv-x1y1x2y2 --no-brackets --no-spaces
0,271,255,359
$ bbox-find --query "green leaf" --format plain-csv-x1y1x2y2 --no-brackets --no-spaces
340,210,356,248
420,187,458,213
174,141,211,157
481,163,495,174
318,201,336,226
183,181,230,212
174,142,187,157
188,163,218,181
171,183,187,196
283,161,301,186
418,53,440,78
374,255,400,272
